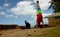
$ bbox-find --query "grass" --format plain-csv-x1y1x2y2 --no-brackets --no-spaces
31,27,60,37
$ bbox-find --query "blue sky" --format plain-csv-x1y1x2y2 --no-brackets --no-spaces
0,0,53,27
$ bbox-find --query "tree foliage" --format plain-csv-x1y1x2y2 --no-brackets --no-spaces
49,0,60,13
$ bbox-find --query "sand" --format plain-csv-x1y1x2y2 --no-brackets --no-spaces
0,27,56,37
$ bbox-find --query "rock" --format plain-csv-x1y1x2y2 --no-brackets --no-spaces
34,29,36,32
27,33,31,36
0,33,2,35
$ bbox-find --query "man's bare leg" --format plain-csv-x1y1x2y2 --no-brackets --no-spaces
36,22,38,28
42,21,44,28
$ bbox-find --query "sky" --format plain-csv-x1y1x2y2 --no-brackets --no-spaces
0,0,53,27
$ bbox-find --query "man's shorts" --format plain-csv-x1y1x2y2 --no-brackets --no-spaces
36,14,43,23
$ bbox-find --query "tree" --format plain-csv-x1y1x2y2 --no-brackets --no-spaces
49,0,60,13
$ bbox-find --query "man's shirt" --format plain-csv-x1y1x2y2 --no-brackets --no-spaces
36,8,42,14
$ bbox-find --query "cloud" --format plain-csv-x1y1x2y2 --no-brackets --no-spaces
0,12,6,15
9,0,51,16
0,3,9,10
6,14,13,17
5,0,8,2
0,6,4,10
34,0,51,10
42,13,52,17
40,3,51,10
34,0,51,3
8,0,52,24
9,1,36,15
15,16,18,19
4,3,9,7
5,14,18,19
20,0,33,1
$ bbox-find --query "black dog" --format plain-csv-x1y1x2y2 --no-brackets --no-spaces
25,20,31,29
